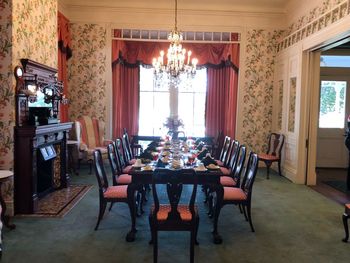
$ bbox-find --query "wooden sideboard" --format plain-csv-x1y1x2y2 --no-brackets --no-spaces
14,122,72,214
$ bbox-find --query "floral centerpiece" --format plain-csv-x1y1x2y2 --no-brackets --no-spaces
163,116,184,131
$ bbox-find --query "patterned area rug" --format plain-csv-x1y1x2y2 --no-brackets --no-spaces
18,185,92,218
323,180,350,194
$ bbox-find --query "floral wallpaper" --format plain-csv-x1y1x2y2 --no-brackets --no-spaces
0,0,14,171
68,23,107,122
241,29,284,153
12,0,57,68
0,0,57,214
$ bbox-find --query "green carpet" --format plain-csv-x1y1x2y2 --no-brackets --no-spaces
1,167,349,263
323,180,350,194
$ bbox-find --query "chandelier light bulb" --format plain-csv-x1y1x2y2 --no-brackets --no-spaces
152,0,197,83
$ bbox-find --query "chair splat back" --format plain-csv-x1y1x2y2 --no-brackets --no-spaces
115,138,127,168
232,145,246,185
152,169,197,223
227,141,240,169
219,136,230,162
241,152,259,197
93,150,109,193
107,143,118,175
267,133,285,157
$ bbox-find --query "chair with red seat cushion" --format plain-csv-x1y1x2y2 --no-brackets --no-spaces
93,149,137,241
213,152,259,235
114,138,133,174
149,168,199,263
123,128,143,162
220,145,246,187
342,203,350,242
107,143,132,186
258,133,285,179
215,136,231,167
219,140,239,176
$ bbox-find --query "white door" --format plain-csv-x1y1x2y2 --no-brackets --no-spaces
316,75,350,168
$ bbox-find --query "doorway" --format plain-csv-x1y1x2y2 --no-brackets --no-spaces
312,43,350,203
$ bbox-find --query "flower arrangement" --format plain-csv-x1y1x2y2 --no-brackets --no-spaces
163,116,184,131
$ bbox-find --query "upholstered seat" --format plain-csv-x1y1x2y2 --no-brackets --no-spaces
122,165,133,174
220,176,237,187
152,204,198,221
103,185,128,199
116,174,132,185
220,167,231,175
223,187,247,200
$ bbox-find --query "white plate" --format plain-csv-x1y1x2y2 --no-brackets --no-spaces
194,167,207,172
206,165,220,170
132,164,146,168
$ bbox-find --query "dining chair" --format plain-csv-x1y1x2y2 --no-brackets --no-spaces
219,140,240,176
107,143,132,186
93,149,137,238
213,152,259,235
149,168,199,263
258,133,285,179
220,144,246,187
123,128,143,162
215,136,231,167
115,138,133,174
342,203,350,242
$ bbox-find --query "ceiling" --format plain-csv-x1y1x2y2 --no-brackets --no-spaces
59,0,290,13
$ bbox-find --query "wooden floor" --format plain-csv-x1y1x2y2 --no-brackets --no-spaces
310,168,350,205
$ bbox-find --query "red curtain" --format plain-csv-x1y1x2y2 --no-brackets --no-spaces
57,12,72,122
112,32,239,139
206,66,238,138
112,63,139,138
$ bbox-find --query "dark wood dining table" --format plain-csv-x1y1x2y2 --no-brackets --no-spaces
126,165,225,244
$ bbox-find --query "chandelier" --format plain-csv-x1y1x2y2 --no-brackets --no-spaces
152,0,198,83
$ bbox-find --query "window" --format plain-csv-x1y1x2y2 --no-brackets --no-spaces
138,66,207,136
320,55,350,67
319,80,346,128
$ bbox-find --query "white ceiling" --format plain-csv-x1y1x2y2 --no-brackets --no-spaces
59,0,290,13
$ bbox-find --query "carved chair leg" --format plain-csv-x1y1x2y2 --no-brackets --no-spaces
153,231,158,263
242,204,248,221
195,215,200,245
342,212,349,242
265,161,272,179
190,230,195,263
247,203,255,232
278,160,282,176
95,200,107,230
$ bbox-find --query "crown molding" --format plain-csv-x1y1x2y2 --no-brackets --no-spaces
65,5,287,30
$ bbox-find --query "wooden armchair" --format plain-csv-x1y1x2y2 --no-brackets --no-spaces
75,116,112,174
258,133,285,179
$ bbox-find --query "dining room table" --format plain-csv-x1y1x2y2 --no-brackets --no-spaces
126,139,225,244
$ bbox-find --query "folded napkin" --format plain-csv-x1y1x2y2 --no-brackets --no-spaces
156,159,166,168
148,141,159,148
139,150,153,160
196,142,205,151
197,149,208,160
201,155,217,167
